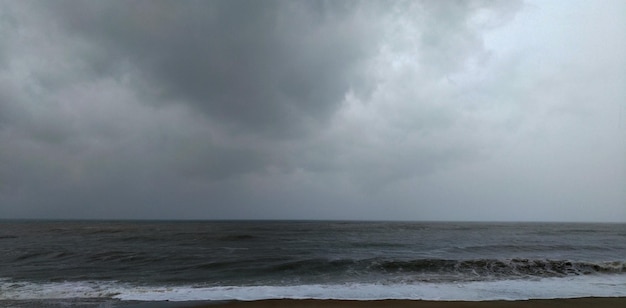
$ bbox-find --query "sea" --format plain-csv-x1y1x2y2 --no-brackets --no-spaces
0,221,625,307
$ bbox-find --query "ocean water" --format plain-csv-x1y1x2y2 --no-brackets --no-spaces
0,221,625,306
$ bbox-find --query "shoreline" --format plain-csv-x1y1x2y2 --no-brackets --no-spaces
3,297,626,307
192,297,626,308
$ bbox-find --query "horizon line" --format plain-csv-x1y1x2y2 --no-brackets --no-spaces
1,218,624,224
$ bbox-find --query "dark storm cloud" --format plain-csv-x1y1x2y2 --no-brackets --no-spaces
1,0,379,207
0,0,528,219
44,0,379,137
2,0,623,221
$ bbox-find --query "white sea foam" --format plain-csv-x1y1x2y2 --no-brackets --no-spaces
2,275,626,302
0,278,126,300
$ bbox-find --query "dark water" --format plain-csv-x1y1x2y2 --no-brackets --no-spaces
1,221,625,305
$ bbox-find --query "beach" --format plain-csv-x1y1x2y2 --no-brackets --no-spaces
197,297,626,308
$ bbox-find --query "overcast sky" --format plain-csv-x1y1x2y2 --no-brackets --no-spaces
1,0,624,222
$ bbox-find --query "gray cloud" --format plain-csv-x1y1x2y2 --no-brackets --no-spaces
43,0,381,137
1,0,624,221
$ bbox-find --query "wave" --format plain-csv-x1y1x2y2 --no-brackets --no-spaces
2,275,626,302
260,258,625,280
449,244,611,253
13,251,75,262
8,248,625,281
373,258,626,276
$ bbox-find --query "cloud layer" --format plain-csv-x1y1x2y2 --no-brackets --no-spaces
1,0,624,221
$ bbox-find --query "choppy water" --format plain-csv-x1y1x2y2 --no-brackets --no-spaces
1,221,625,306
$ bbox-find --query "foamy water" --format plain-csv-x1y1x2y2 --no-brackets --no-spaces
2,275,626,302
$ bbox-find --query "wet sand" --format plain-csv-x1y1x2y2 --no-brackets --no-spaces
187,297,626,308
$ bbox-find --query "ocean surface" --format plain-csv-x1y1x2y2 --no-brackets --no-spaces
0,221,625,307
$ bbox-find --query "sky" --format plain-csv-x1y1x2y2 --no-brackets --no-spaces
0,0,624,222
